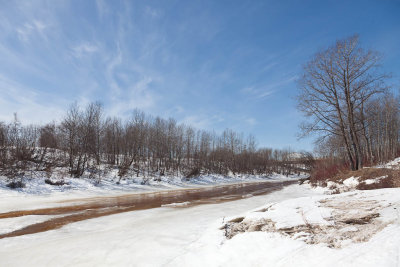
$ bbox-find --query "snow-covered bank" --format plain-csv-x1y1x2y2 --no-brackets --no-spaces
2,179,398,266
173,186,400,267
0,173,304,213
0,184,317,267
0,172,304,195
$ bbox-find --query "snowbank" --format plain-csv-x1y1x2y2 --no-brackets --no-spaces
326,176,361,193
172,186,400,266
377,157,400,169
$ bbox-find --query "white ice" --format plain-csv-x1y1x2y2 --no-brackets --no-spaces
0,184,316,267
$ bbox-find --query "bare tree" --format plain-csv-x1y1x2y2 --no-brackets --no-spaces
1,101,311,184
298,35,389,170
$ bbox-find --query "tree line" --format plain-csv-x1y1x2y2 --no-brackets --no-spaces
0,103,311,183
298,35,399,174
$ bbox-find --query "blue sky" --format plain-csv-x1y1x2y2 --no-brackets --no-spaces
0,0,399,151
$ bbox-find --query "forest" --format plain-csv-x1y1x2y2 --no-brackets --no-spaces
0,103,311,186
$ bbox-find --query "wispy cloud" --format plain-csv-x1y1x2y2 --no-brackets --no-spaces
241,75,298,100
145,6,161,18
96,0,109,19
71,43,99,58
0,74,65,123
245,117,257,126
241,86,275,99
180,114,224,130
16,20,48,42
107,74,158,118
105,44,123,97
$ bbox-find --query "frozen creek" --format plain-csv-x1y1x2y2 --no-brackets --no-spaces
0,181,315,266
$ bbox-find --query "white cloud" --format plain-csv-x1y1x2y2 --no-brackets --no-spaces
16,20,48,42
104,40,161,118
107,76,157,118
245,117,257,126
106,45,123,97
168,105,184,114
0,74,66,124
241,75,298,100
260,62,278,73
241,86,275,99
71,43,99,58
145,6,160,18
96,0,109,19
180,114,224,130
257,90,274,98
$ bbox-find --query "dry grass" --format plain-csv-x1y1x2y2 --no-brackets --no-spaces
332,168,400,190
310,155,400,190
222,196,390,248
311,166,400,190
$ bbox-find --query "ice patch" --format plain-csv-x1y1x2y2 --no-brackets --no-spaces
162,201,191,207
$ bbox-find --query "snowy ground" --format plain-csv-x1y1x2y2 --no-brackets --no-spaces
0,184,317,267
377,157,400,169
181,186,400,267
1,170,399,266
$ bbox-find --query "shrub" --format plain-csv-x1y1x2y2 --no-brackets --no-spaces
6,180,25,189
44,179,68,186
310,159,349,185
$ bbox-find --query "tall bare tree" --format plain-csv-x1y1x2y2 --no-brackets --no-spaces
298,35,389,170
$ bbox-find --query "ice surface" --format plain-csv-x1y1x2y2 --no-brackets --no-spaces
1,167,399,266
0,184,316,267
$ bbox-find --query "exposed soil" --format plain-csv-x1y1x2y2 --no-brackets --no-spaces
0,180,296,239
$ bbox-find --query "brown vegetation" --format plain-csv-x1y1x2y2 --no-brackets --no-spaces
310,158,349,185
310,160,400,189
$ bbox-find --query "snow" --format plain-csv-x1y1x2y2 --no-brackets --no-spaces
173,187,400,267
1,164,399,266
177,223,400,267
377,157,400,169
326,178,359,194
364,175,387,185
0,172,303,213
242,195,332,229
161,201,191,207
342,176,359,187
0,172,303,196
0,184,317,267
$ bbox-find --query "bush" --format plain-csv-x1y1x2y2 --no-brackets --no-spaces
44,178,68,186
310,159,349,185
185,168,200,179
6,180,25,189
